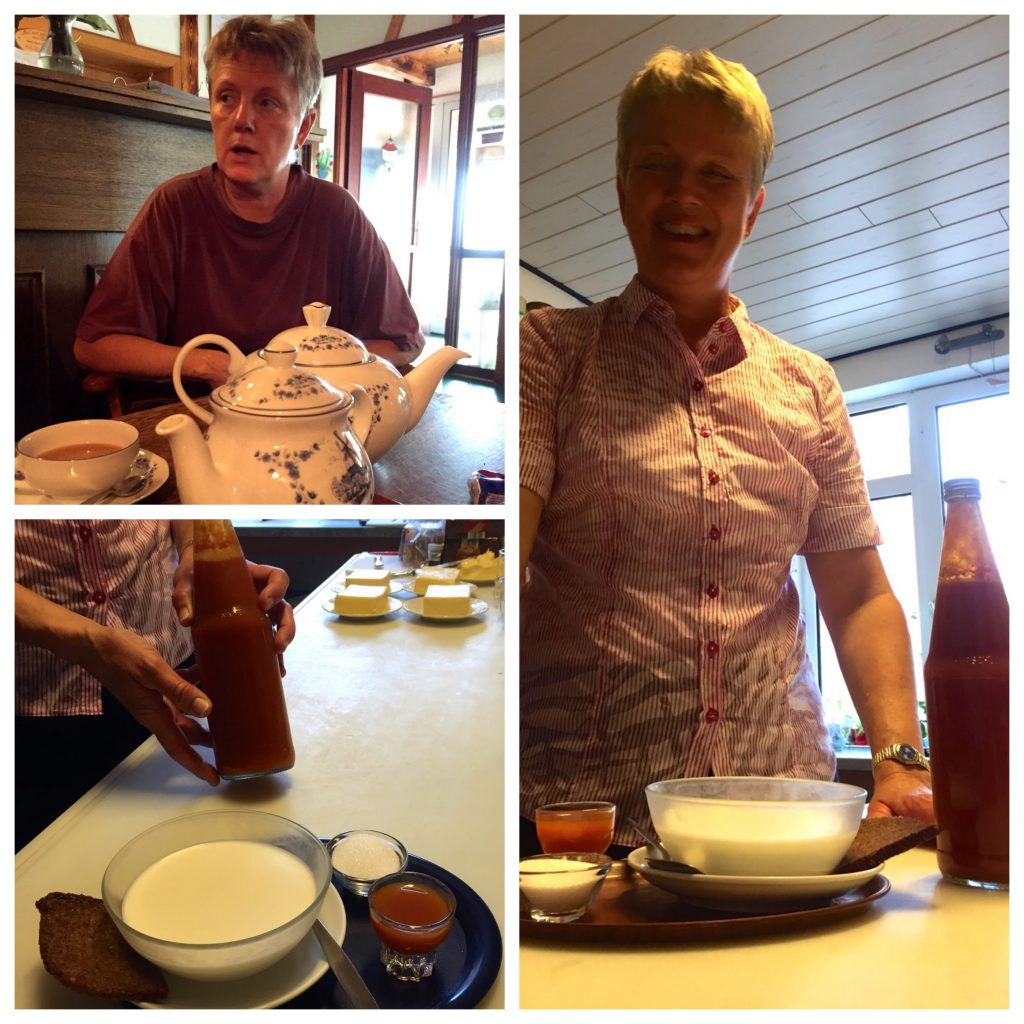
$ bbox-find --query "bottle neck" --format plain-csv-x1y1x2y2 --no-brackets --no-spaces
938,498,1003,585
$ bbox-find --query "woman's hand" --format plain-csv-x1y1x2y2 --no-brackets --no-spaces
80,626,219,787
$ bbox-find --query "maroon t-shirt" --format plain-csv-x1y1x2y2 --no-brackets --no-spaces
77,164,424,355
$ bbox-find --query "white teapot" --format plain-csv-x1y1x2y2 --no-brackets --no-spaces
155,334,374,504
244,302,470,461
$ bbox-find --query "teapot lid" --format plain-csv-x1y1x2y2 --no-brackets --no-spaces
212,339,351,417
268,301,370,368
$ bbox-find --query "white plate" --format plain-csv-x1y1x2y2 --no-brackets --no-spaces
402,596,489,621
627,848,884,912
136,883,346,1010
322,596,403,619
14,449,168,505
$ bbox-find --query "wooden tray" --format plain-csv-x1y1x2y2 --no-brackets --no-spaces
520,862,890,943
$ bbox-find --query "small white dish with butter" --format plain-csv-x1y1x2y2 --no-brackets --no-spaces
403,585,488,621
323,584,403,619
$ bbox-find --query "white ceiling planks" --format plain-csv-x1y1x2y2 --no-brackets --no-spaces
520,14,1009,359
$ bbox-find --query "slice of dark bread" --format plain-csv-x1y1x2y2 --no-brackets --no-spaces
835,816,937,873
36,892,168,1003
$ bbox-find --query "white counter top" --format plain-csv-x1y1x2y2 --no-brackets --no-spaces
520,845,1007,1009
15,552,504,1008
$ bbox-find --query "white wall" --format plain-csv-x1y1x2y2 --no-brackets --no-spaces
519,266,587,313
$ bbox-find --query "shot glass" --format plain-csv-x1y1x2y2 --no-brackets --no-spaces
368,872,456,981
520,852,612,923
535,801,616,854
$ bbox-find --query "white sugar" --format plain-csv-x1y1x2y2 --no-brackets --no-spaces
331,834,401,880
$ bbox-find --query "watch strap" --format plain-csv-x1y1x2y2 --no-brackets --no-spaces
872,742,930,772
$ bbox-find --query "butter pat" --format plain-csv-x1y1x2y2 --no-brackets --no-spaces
345,568,391,588
423,583,472,616
412,566,461,595
459,550,498,581
332,584,390,615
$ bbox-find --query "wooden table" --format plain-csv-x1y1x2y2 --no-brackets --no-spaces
14,552,505,1008
122,388,504,505
520,846,1007,1009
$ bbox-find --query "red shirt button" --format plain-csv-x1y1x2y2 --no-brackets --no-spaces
78,525,92,540
704,708,720,723
707,641,720,657
693,379,705,392
91,590,106,604
699,426,711,438
708,470,720,484
709,525,721,540
706,583,719,598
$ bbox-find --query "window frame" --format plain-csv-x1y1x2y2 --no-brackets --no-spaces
795,371,1010,749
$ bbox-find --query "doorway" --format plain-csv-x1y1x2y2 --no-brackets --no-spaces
319,16,505,390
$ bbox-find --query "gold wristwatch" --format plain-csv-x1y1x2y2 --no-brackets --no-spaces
871,743,930,773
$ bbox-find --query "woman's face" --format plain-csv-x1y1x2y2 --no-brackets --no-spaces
209,54,315,197
617,94,765,313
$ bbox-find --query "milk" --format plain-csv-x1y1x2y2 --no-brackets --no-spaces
122,840,318,943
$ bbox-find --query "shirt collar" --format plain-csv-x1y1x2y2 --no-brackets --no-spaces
619,276,755,356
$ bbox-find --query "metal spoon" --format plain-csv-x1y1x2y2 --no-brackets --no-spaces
81,471,148,505
626,816,703,874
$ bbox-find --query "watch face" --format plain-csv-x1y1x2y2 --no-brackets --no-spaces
897,744,918,761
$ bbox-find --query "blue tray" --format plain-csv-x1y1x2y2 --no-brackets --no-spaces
286,853,502,1009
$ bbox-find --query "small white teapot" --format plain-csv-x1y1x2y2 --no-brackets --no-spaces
156,334,374,504
246,303,469,461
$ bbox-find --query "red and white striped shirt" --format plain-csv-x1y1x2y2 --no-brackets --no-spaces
520,278,880,842
15,520,192,717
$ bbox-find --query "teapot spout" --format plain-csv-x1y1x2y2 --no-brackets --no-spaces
403,348,470,430
155,413,220,504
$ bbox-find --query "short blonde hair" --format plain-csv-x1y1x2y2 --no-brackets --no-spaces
617,47,774,190
205,15,323,118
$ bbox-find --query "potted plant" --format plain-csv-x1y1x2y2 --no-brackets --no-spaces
18,15,114,76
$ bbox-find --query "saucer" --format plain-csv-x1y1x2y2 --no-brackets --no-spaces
135,884,346,1009
322,596,403,619
627,848,884,912
402,596,488,621
15,449,168,505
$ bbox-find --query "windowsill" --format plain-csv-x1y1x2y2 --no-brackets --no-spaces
836,746,872,773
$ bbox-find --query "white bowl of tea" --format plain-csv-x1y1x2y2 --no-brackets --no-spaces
16,419,140,498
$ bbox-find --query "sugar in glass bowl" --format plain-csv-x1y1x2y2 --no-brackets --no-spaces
101,810,332,982
645,776,867,876
519,852,612,923
327,829,409,896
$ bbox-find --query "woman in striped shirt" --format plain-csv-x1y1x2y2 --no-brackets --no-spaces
520,48,933,851
14,520,294,849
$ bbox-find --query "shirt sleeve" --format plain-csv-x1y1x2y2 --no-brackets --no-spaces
519,309,566,503
800,363,881,553
75,186,179,344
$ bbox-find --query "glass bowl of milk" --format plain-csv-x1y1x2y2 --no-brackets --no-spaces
101,810,333,982
519,852,612,923
645,777,867,876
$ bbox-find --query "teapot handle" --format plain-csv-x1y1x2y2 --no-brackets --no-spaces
172,334,247,425
347,383,374,449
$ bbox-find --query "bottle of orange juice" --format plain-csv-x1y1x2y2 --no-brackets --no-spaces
191,520,294,779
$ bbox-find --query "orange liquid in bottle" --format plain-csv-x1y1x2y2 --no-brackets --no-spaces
192,520,294,780
923,481,1008,888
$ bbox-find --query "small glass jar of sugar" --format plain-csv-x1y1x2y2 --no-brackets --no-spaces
519,852,612,923
328,830,409,896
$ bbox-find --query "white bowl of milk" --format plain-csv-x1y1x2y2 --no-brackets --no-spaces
101,810,333,982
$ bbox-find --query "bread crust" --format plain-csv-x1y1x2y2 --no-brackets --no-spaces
36,892,168,1003
835,816,937,873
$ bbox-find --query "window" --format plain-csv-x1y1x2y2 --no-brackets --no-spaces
795,373,1010,751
